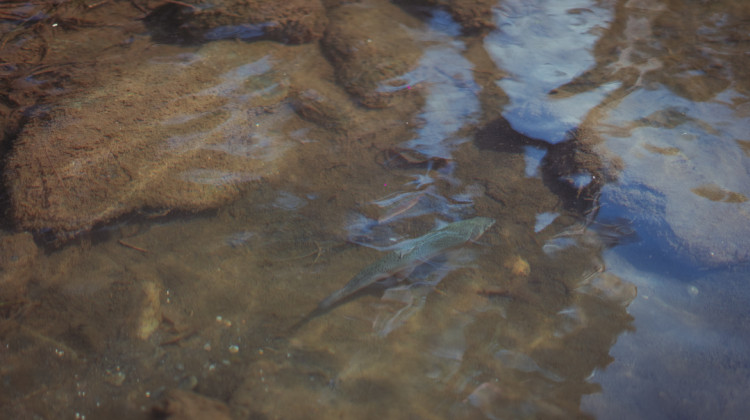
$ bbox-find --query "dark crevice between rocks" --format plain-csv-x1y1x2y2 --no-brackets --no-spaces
0,105,44,232
34,207,221,254
0,132,16,232
142,3,206,45
474,117,609,217
143,3,278,45
393,0,496,36
143,1,326,46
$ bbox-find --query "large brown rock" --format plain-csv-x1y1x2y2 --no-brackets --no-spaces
322,0,423,108
394,0,496,33
4,41,319,234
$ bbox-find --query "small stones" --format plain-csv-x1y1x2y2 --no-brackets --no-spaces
504,255,531,277
134,281,162,341
104,368,126,387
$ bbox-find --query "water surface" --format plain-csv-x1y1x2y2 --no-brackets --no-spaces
1,0,748,419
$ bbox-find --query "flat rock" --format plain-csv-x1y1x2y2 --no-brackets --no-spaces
395,0,496,33
146,0,327,44
322,0,423,108
4,41,318,234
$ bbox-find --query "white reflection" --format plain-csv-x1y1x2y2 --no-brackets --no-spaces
379,11,480,159
555,305,588,337
485,0,619,143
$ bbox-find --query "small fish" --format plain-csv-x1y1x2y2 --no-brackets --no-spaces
317,217,496,310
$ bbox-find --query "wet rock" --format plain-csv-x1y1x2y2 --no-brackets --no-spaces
322,0,423,108
4,40,318,234
474,117,616,215
443,0,496,33
134,280,163,341
540,129,612,214
290,87,358,133
145,0,327,44
152,389,231,420
395,0,496,33
0,0,151,143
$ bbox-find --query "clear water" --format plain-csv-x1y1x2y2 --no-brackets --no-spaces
1,0,748,419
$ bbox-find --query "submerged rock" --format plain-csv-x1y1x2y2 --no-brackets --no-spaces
4,41,319,234
145,0,327,44
322,0,423,108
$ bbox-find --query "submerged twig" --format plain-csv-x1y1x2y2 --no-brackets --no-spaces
118,239,149,253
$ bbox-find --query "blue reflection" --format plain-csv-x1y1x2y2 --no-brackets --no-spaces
523,145,547,177
381,13,480,160
598,86,750,266
484,0,619,143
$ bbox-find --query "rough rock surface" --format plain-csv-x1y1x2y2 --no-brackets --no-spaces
4,41,319,233
322,0,423,108
146,0,328,44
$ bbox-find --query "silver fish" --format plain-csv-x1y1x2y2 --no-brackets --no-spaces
318,217,496,310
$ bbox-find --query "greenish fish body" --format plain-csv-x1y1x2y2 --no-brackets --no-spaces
318,217,496,310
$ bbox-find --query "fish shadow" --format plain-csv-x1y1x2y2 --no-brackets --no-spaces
286,284,388,333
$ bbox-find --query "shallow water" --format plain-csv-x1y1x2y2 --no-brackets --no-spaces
1,0,748,419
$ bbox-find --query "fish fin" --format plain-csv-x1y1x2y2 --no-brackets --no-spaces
397,246,414,258
394,238,416,258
